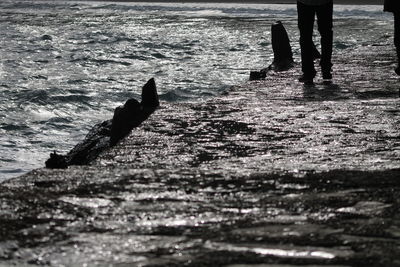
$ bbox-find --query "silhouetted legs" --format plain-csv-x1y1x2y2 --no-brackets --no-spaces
297,1,333,82
298,2,316,80
317,3,333,77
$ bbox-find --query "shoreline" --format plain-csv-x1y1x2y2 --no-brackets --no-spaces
1,0,399,265
1,36,399,264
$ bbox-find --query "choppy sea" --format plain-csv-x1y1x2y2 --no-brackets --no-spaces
0,1,392,180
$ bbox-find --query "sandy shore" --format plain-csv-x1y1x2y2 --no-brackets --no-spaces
1,19,399,266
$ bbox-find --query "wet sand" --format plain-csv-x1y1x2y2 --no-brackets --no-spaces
1,18,400,267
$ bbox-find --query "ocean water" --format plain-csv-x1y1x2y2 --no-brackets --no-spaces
0,1,392,181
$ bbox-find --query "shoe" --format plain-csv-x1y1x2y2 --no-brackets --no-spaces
298,75,314,85
322,71,332,85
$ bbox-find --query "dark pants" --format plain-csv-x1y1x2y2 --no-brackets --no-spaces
394,12,400,61
297,1,333,78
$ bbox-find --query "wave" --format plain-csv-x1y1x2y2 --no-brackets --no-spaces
11,89,93,106
0,1,388,20
69,57,131,66
120,54,149,61
17,89,50,105
160,90,193,102
50,94,92,103
78,2,387,19
0,123,30,131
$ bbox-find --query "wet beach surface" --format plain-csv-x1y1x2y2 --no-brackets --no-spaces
1,39,400,266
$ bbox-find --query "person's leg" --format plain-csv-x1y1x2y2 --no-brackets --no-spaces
316,1,333,79
297,2,316,81
394,12,400,75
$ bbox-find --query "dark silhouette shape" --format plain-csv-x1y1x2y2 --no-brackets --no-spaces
110,78,159,146
250,21,294,80
384,0,400,75
65,120,113,166
270,21,294,71
297,0,333,85
249,69,265,81
45,78,159,169
141,77,159,107
249,21,320,81
110,99,141,146
41,35,52,41
45,151,68,169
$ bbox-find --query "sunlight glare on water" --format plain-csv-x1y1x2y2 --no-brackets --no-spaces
0,0,391,180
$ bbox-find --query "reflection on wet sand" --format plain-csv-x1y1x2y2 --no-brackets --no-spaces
1,17,400,267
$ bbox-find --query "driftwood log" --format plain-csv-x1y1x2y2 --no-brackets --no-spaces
45,78,159,168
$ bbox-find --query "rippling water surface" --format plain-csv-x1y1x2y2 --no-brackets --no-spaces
0,1,391,180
